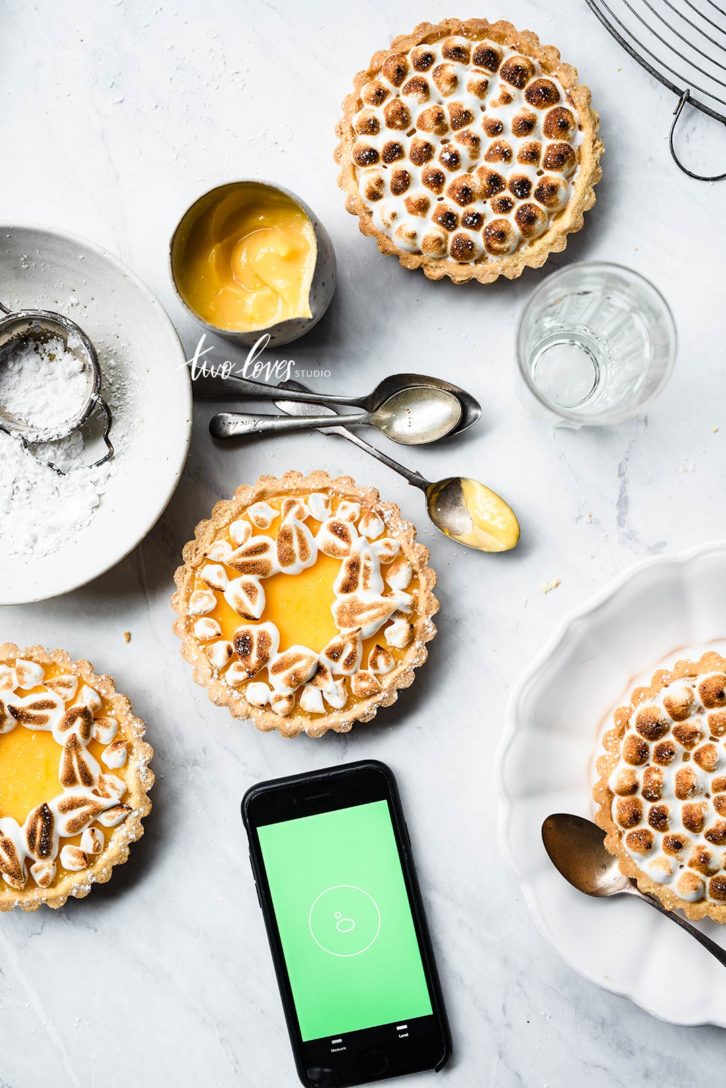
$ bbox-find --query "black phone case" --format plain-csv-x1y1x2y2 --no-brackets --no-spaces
242,759,452,1087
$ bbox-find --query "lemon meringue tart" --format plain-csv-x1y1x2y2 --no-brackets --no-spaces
0,644,153,911
172,471,437,737
335,18,602,283
594,652,726,922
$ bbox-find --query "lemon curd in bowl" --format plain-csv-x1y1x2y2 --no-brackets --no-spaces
170,181,336,346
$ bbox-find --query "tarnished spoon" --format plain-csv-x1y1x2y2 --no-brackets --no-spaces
542,813,726,967
192,368,482,437
273,380,520,553
210,386,462,446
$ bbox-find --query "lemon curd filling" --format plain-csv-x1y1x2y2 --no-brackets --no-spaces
175,185,316,332
0,728,60,824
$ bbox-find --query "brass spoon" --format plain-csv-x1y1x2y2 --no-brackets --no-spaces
274,381,520,553
542,813,726,967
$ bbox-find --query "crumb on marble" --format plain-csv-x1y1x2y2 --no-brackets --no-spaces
539,578,561,595
123,631,132,643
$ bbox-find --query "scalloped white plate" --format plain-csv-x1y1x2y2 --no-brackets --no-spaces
497,542,726,1027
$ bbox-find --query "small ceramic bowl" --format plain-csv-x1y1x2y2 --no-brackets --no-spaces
170,180,336,348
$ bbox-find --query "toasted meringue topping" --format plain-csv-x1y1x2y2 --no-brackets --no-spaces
233,622,280,679
300,685,325,714
248,502,277,529
316,518,359,559
368,644,395,674
229,519,252,546
606,665,726,905
0,818,26,889
189,588,217,616
308,663,349,709
276,519,316,574
337,500,361,522
0,665,17,692
321,630,363,676
333,594,399,639
9,691,65,732
269,646,319,694
371,537,401,564
225,575,266,619
44,673,79,702
281,497,309,522
206,538,234,563
359,510,385,539
97,803,131,828
347,32,586,266
15,659,45,689
228,536,279,578
93,715,118,745
385,556,413,591
30,859,56,888
307,492,332,521
0,657,144,899
334,539,384,596
350,671,383,699
246,681,272,707
101,741,128,769
97,773,126,801
57,705,94,745
194,617,222,641
207,640,234,671
60,734,100,789
385,618,414,648
185,486,431,722
59,845,87,871
201,563,229,590
225,662,251,687
270,693,295,717
24,803,56,861
80,827,104,855
78,684,102,712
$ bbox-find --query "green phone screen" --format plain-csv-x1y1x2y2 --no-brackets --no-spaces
257,800,433,1042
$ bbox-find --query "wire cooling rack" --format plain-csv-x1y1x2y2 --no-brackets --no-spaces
585,0,726,180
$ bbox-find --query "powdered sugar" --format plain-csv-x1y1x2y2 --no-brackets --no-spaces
0,334,91,434
0,430,111,558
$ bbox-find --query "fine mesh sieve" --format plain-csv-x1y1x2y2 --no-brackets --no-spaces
0,302,114,473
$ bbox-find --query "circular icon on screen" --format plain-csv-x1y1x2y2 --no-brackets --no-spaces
308,885,381,957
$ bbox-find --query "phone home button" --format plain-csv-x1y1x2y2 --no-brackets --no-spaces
361,1049,388,1077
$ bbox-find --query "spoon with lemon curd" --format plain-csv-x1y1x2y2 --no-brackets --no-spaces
273,382,520,554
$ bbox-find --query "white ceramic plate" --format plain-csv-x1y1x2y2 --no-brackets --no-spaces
497,542,726,1027
0,224,191,603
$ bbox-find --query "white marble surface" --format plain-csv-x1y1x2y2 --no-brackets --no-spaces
2,0,726,1084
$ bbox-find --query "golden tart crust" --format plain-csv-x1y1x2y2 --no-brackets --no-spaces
594,652,726,923
172,471,438,738
335,18,603,283
0,644,153,912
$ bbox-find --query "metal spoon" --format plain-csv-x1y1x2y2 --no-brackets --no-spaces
210,386,462,446
272,380,520,554
192,367,480,427
542,813,726,967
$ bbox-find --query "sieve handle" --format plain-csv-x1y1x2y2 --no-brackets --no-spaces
0,301,12,316
87,395,114,468
37,396,114,475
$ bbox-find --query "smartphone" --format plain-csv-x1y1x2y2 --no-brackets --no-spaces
242,760,451,1087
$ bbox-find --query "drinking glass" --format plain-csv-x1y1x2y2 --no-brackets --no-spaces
517,262,677,426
